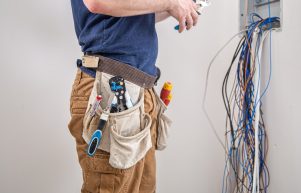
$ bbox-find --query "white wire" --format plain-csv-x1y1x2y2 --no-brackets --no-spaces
252,29,260,193
202,30,247,150
252,29,271,193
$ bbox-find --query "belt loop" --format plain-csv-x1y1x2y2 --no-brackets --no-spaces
76,59,82,67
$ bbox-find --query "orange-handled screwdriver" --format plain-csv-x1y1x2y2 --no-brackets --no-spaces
160,82,173,106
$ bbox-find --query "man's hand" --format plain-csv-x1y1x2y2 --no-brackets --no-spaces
168,0,199,32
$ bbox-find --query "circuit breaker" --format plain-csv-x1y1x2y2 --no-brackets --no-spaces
240,0,282,30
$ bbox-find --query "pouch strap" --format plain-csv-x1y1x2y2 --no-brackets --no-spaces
80,54,159,89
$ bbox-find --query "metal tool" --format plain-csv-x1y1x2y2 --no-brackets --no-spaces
109,76,133,113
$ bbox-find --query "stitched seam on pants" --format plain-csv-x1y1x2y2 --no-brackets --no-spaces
121,177,129,193
113,174,116,193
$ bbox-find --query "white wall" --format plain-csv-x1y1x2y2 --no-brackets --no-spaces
0,0,300,193
261,1,301,192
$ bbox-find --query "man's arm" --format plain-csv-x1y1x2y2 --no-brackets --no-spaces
83,0,199,32
83,0,169,17
155,11,171,23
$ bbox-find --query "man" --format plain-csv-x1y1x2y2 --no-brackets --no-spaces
68,0,199,192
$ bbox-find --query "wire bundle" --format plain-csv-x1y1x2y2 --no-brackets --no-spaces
221,15,279,193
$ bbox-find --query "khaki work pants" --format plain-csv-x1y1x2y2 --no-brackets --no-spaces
68,69,159,193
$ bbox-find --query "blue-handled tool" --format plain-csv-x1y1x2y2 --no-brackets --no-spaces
87,113,109,156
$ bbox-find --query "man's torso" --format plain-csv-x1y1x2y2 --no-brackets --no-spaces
71,0,159,76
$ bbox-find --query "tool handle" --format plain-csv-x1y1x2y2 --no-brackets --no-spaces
87,113,109,156
87,130,102,157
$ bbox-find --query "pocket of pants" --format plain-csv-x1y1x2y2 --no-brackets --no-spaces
80,152,133,193
82,71,152,169
81,168,115,193
70,69,95,115
152,87,173,151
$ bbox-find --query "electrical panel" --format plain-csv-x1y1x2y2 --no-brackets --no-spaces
240,0,282,31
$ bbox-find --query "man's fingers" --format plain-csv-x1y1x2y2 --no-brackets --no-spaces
186,15,193,30
176,1,200,32
178,17,186,33
191,10,199,26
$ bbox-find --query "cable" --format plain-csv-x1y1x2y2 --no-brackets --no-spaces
201,1,279,191
202,14,279,193
221,18,277,193
202,30,248,150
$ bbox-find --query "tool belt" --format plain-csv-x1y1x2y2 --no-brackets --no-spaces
77,54,160,89
79,54,172,169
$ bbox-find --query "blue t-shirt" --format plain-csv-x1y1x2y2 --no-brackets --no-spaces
71,0,158,76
